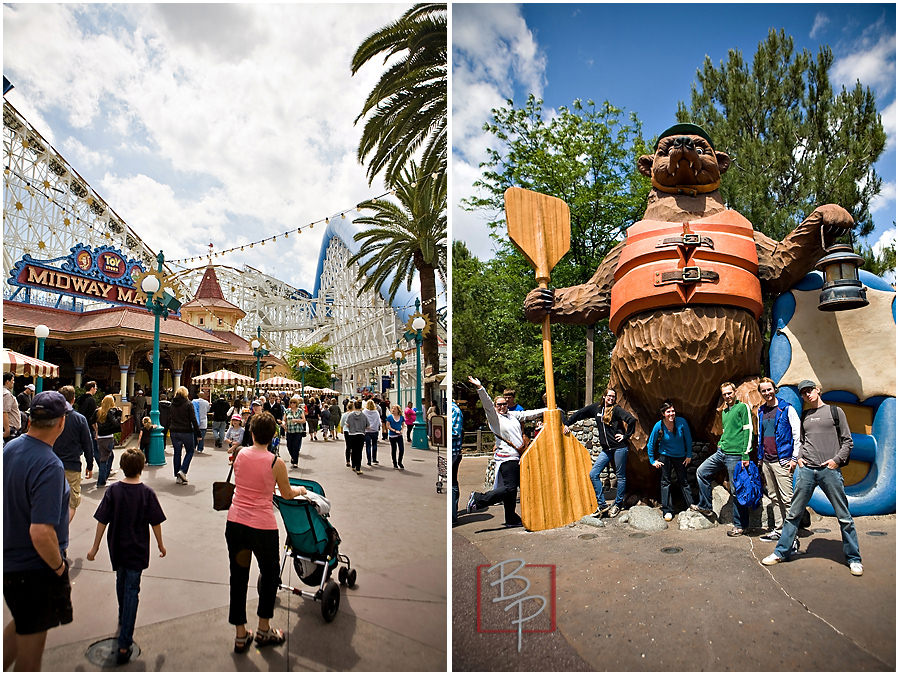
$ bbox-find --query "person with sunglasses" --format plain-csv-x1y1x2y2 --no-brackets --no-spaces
464,376,546,528
563,388,636,518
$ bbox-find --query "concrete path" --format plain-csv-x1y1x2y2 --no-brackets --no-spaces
452,456,895,672
11,433,447,671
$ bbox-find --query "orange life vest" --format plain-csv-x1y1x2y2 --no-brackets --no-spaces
609,210,763,334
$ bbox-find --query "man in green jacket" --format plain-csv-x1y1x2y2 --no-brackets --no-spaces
691,381,753,536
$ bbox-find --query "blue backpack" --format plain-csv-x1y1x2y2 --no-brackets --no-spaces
732,461,763,509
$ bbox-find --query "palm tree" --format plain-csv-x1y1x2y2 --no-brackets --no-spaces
348,159,446,377
351,3,446,187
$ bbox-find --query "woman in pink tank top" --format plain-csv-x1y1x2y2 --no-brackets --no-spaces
225,412,305,653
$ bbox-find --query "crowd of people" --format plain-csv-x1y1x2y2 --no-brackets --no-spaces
2,376,433,670
459,377,863,576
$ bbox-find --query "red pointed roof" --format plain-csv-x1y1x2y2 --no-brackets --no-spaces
181,266,244,316
195,265,226,300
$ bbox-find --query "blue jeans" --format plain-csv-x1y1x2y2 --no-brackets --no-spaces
116,568,142,649
589,446,628,506
452,442,461,523
211,421,228,445
196,428,208,452
696,450,749,529
660,455,695,513
96,437,115,486
773,465,861,563
170,431,196,477
365,431,379,463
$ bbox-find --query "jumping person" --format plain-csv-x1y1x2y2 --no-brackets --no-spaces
465,376,545,528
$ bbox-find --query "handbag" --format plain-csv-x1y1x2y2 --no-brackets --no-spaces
212,459,237,511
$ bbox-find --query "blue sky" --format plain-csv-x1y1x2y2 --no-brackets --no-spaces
452,3,896,261
3,3,410,292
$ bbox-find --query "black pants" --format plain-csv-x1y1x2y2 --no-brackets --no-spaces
389,435,405,466
348,434,365,471
473,460,521,525
225,521,279,626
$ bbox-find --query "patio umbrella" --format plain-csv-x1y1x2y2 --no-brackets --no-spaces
257,376,303,390
192,369,255,386
1,348,59,378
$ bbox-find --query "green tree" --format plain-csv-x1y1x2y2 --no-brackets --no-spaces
458,97,647,406
677,28,886,242
285,343,333,390
352,2,447,187
859,239,896,280
349,159,446,377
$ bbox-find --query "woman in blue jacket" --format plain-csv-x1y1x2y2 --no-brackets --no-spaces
647,401,695,521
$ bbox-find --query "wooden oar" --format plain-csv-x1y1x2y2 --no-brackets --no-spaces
504,187,598,531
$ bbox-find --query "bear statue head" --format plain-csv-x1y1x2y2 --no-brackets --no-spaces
638,123,730,195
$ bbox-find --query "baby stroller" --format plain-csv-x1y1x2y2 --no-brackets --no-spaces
271,477,356,622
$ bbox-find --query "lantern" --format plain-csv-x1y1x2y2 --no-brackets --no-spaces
815,244,868,311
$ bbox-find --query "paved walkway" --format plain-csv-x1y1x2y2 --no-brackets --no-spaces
11,432,447,671
452,456,895,672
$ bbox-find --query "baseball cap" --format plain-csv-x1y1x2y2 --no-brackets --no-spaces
231,414,243,421
797,379,817,392
29,391,72,420
25,383,35,391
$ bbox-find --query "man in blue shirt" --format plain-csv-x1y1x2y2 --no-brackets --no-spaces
3,391,73,671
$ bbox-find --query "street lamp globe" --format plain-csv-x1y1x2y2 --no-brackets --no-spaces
412,316,426,331
251,339,260,350
141,275,160,295
297,360,306,369
34,324,49,339
393,349,404,361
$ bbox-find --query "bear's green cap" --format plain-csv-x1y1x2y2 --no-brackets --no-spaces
655,123,715,151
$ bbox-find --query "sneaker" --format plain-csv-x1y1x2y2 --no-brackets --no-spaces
790,538,803,556
503,517,523,528
177,471,188,484
398,463,404,469
726,528,745,537
761,553,783,566
849,562,863,576
346,462,351,467
608,504,621,518
690,504,714,517
664,512,673,522
373,460,379,465
290,463,298,470
175,474,184,485
356,470,363,475
759,530,781,542
467,491,478,514
589,506,605,518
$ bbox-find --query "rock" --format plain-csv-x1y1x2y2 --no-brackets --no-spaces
678,510,717,530
579,516,606,528
712,484,731,516
627,505,667,531
618,512,629,524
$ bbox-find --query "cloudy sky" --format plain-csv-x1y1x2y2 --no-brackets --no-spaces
452,3,897,262
3,3,410,292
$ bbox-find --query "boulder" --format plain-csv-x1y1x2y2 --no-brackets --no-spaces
678,510,717,530
579,515,606,528
627,505,667,531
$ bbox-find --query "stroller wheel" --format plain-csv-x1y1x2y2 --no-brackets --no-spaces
338,567,348,586
321,580,340,622
347,568,357,589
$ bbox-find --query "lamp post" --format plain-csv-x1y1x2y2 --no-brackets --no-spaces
297,360,308,396
407,305,429,450
141,251,181,466
33,324,49,393
390,344,406,408
250,326,269,399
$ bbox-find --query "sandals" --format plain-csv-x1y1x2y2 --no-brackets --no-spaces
234,631,253,653
255,627,286,647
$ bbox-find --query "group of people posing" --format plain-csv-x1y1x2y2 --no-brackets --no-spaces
465,376,863,576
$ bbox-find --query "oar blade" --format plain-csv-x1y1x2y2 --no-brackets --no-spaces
504,187,571,280
519,411,598,531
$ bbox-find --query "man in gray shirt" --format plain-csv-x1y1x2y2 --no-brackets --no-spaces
762,379,862,576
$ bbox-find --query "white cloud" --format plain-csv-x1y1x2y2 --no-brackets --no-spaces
451,4,546,259
832,33,896,99
879,99,896,151
810,12,830,39
869,179,896,215
871,227,895,254
3,3,404,290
